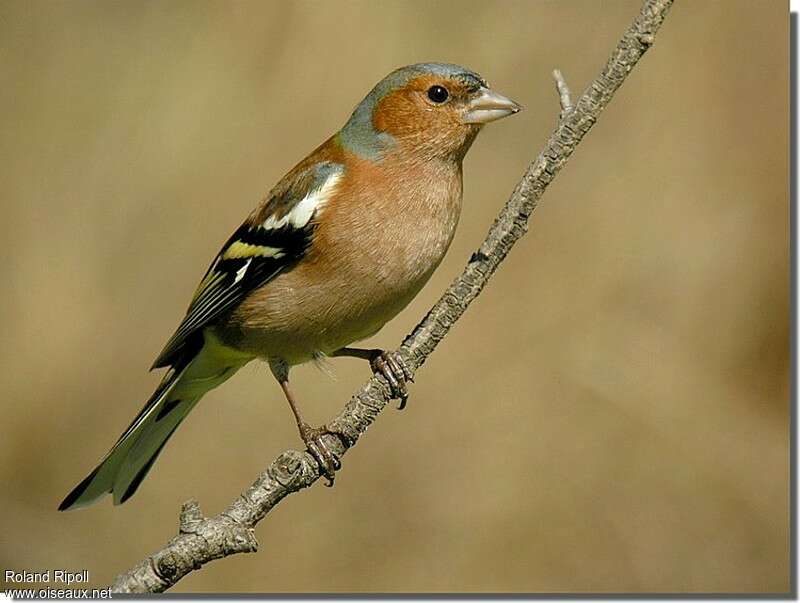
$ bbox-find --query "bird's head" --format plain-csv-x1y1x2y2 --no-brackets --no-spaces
339,63,521,163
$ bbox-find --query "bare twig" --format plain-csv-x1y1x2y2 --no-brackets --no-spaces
110,0,674,593
552,69,573,116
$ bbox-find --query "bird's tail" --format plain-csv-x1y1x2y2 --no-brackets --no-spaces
59,335,252,510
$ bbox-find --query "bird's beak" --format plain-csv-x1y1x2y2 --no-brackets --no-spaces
462,87,523,124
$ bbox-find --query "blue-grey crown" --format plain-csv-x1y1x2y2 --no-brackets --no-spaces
339,63,486,160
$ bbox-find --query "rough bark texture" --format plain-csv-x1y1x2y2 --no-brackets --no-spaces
110,0,675,593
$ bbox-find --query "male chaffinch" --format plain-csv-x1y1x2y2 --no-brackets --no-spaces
59,62,521,510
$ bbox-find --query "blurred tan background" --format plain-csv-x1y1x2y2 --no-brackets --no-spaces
0,0,789,594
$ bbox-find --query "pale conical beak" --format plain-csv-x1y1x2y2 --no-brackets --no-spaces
463,87,523,124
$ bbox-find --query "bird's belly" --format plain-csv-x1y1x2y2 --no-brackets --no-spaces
222,215,455,365
220,160,463,365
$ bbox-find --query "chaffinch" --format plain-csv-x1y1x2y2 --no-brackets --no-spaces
60,62,521,510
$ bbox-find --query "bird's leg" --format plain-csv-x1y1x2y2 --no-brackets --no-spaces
270,360,340,486
279,379,342,485
331,347,413,409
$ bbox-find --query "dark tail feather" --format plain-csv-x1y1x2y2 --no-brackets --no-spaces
117,423,179,505
58,366,189,511
58,336,249,510
58,466,102,511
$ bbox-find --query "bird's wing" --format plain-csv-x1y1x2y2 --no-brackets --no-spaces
151,161,345,369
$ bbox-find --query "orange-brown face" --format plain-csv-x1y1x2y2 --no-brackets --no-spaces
338,64,521,164
373,74,485,161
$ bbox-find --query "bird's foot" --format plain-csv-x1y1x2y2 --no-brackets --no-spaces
298,422,341,486
370,350,414,410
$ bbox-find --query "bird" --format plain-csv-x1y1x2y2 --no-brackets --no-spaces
59,62,521,511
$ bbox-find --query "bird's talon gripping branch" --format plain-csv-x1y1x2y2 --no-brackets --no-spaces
298,422,340,486
330,347,413,409
370,350,411,409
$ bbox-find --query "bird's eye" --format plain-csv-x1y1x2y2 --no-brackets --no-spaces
427,85,449,104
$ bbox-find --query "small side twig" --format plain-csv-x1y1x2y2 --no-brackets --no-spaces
109,0,674,593
552,69,574,116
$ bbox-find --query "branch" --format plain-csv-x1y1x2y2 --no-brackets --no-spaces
110,0,674,593
552,69,574,117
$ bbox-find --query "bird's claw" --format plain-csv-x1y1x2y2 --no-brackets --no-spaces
371,350,413,409
298,422,341,486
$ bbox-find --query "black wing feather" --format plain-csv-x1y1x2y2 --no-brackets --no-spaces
151,161,343,369
151,221,312,368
